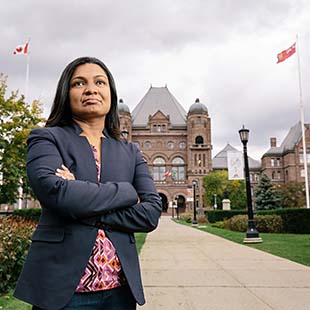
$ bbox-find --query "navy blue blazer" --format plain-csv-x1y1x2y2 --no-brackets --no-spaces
14,122,162,309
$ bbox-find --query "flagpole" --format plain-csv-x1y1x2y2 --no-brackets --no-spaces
296,34,310,209
24,38,31,102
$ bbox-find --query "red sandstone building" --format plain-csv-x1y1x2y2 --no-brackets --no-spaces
119,86,212,212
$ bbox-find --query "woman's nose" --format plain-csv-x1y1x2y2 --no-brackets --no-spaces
84,83,98,95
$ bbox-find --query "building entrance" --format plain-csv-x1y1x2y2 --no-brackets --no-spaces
159,193,168,213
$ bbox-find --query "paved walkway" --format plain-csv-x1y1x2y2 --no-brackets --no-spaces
138,216,310,310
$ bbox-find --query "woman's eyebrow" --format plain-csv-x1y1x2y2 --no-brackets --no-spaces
71,74,108,80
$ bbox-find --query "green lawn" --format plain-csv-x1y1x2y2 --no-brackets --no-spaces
0,233,147,309
175,219,310,266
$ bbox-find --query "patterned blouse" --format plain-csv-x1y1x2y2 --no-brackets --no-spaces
76,145,127,292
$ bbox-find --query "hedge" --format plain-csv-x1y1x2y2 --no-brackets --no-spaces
226,214,283,233
13,208,41,222
257,208,310,234
206,208,310,234
205,210,248,223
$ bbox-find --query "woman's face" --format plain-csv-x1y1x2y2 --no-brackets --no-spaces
69,63,111,122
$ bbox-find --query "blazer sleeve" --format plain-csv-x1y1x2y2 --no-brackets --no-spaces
26,128,138,220
100,144,162,233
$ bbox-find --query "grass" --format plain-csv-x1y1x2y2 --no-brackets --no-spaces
0,232,147,309
174,219,310,266
0,291,31,310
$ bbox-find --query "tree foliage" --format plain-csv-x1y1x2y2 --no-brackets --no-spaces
202,170,246,209
255,174,281,210
277,181,306,208
0,74,44,204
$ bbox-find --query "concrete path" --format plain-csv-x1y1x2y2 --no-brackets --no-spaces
138,216,310,310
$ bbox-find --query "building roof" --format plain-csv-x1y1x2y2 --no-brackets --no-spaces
188,98,208,115
213,143,261,170
131,86,187,127
263,122,302,156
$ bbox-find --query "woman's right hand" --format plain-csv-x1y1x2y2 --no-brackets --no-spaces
55,165,75,180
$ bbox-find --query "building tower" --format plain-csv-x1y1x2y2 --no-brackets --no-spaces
118,99,132,140
187,98,212,208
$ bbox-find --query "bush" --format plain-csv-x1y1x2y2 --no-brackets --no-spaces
226,214,283,233
257,208,310,234
205,210,247,223
179,212,193,223
0,216,36,293
178,212,207,224
13,208,41,222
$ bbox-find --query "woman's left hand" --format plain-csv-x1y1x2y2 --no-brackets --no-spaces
55,165,75,180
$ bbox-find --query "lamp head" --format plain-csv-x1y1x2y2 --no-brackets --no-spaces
239,125,249,144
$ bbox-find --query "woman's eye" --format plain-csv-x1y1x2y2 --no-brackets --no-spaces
96,80,106,86
72,81,84,87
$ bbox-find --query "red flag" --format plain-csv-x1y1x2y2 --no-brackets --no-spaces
277,43,296,63
164,170,171,177
13,42,29,55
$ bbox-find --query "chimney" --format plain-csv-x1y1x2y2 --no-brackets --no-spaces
270,137,277,147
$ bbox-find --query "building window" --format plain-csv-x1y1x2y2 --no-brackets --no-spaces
299,150,310,164
167,141,174,149
301,169,305,177
272,171,275,179
250,174,253,182
195,136,204,144
153,157,166,181
277,171,281,180
179,141,186,149
254,174,259,181
271,158,275,167
196,117,203,124
171,157,185,181
144,141,152,149
276,158,280,166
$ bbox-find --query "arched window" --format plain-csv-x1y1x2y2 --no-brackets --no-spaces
171,157,185,181
195,136,204,144
153,157,166,181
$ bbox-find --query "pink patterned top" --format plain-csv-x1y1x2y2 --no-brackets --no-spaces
76,145,126,292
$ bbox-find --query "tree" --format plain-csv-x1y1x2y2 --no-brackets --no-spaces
255,174,281,210
277,182,306,208
202,170,246,209
0,74,44,204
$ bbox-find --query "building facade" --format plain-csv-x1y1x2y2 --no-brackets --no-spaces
118,86,212,213
261,122,310,185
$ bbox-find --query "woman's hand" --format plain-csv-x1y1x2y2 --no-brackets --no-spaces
55,165,75,180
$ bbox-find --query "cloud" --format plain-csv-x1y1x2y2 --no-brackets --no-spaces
0,0,309,160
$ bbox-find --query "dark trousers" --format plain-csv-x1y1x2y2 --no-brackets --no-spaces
32,285,136,310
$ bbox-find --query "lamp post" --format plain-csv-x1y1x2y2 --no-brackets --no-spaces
213,194,217,210
239,126,262,243
192,180,198,225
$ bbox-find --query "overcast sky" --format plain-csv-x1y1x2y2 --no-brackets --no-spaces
1,0,309,160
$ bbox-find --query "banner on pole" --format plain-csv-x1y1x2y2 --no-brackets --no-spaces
227,151,244,180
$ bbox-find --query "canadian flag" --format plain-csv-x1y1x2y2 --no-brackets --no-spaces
13,42,29,55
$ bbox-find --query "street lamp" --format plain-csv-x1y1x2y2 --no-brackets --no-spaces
192,180,198,225
213,194,217,210
239,126,262,243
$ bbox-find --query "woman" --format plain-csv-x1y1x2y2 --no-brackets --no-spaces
14,57,162,309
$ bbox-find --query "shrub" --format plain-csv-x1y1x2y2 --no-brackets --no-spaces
178,212,207,224
13,208,41,222
0,216,36,293
179,212,193,223
226,214,283,233
205,210,247,223
211,221,226,229
258,208,310,234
